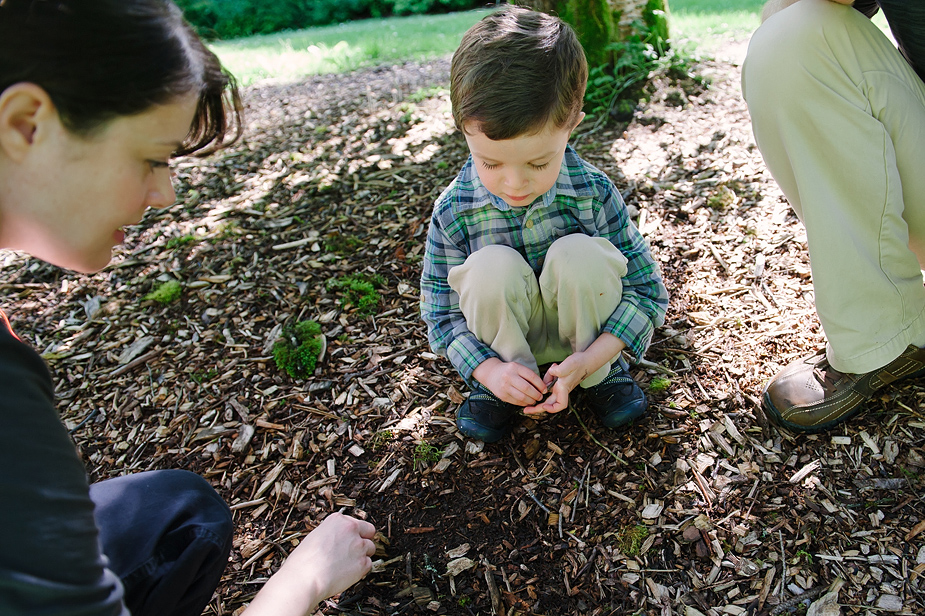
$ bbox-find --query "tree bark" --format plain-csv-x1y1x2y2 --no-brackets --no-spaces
516,0,670,69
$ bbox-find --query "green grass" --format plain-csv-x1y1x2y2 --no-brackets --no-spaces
211,1,892,85
668,0,763,53
670,0,890,55
211,8,493,85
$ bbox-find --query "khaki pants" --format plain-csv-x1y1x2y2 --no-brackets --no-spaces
447,234,628,388
742,0,925,373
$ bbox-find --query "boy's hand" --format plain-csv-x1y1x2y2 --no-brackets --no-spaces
523,359,580,415
524,351,606,415
473,358,547,407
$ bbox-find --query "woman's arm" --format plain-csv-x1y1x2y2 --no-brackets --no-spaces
241,513,377,616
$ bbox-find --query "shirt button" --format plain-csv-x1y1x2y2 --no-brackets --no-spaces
525,219,534,229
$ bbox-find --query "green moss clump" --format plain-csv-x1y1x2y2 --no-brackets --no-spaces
144,280,182,304
273,320,323,379
618,524,650,556
323,232,362,255
413,442,442,468
707,185,737,210
648,376,671,393
326,273,385,316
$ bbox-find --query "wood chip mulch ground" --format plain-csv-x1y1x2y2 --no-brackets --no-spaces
4,39,925,616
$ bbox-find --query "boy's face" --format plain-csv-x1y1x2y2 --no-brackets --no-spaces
463,116,582,208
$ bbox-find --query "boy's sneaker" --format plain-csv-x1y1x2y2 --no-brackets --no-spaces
578,362,647,429
456,388,520,443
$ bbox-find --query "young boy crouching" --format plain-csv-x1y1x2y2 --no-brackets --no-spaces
420,6,668,442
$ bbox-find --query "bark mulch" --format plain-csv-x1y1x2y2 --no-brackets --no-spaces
4,40,925,616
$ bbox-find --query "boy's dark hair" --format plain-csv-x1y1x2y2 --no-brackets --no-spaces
0,0,242,155
450,5,587,140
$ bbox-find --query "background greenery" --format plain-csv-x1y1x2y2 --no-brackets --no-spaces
208,0,769,86
669,0,762,53
210,9,493,85
175,0,487,39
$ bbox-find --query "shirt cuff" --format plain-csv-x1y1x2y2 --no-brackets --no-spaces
447,332,499,388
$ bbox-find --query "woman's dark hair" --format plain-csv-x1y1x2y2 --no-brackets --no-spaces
0,0,242,155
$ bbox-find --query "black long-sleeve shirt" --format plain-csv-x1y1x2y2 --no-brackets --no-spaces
0,311,126,615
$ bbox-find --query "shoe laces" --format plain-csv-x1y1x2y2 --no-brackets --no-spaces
811,357,845,393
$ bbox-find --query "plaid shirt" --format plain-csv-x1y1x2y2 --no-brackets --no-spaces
420,145,668,386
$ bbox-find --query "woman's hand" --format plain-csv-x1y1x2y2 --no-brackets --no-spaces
243,513,377,616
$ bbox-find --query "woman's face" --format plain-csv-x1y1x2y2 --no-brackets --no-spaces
1,92,198,273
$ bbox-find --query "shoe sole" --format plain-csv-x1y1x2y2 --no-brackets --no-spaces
598,397,648,429
456,416,510,443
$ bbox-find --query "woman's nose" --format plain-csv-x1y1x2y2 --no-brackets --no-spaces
146,170,177,209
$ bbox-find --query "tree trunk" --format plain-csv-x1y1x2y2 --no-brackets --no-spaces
516,0,669,69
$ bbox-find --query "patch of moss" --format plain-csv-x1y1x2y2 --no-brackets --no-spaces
166,234,198,249
618,524,650,556
707,185,737,210
369,430,394,451
413,442,442,467
327,273,385,316
272,320,323,379
144,280,182,304
324,232,362,254
648,376,671,393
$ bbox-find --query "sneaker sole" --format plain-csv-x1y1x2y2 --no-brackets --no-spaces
456,416,510,443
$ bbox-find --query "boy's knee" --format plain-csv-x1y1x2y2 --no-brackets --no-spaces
451,244,533,282
544,233,593,262
544,235,627,281
143,470,233,537
449,245,536,305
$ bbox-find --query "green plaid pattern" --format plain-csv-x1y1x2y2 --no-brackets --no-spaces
420,146,668,386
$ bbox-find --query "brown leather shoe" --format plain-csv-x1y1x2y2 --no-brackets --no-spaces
762,344,925,433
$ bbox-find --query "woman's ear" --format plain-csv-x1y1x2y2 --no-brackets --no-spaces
0,83,56,162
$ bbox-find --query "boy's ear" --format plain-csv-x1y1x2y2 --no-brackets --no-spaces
572,112,586,131
0,83,57,163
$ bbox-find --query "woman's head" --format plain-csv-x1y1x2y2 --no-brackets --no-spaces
0,0,242,272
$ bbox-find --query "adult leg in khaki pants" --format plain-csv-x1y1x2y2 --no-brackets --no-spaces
742,0,925,431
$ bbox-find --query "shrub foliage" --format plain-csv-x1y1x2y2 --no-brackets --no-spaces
175,0,485,39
